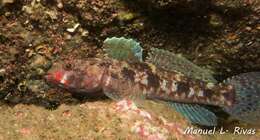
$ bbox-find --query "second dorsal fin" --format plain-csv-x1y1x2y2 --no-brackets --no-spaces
147,48,217,83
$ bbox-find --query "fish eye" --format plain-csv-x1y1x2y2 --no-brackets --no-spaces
65,63,72,70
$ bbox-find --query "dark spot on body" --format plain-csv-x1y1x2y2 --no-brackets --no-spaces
111,73,119,79
223,91,235,104
121,67,136,81
99,61,111,67
147,72,160,89
176,82,190,95
204,89,213,99
135,63,152,72
88,60,96,66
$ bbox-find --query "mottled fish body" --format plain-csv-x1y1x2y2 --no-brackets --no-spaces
45,58,235,108
45,37,260,126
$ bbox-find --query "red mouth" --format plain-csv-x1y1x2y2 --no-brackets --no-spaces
44,73,63,86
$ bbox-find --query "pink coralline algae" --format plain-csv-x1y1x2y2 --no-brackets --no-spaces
114,99,200,140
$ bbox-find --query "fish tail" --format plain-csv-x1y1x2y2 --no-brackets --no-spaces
224,72,260,125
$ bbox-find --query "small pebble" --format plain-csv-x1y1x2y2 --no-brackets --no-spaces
66,23,80,33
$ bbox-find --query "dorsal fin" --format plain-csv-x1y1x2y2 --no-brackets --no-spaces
103,37,143,62
147,48,217,83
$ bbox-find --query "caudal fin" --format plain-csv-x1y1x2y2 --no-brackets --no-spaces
224,72,260,125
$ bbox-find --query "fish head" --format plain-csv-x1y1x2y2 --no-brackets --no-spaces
45,59,107,93
44,62,75,88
